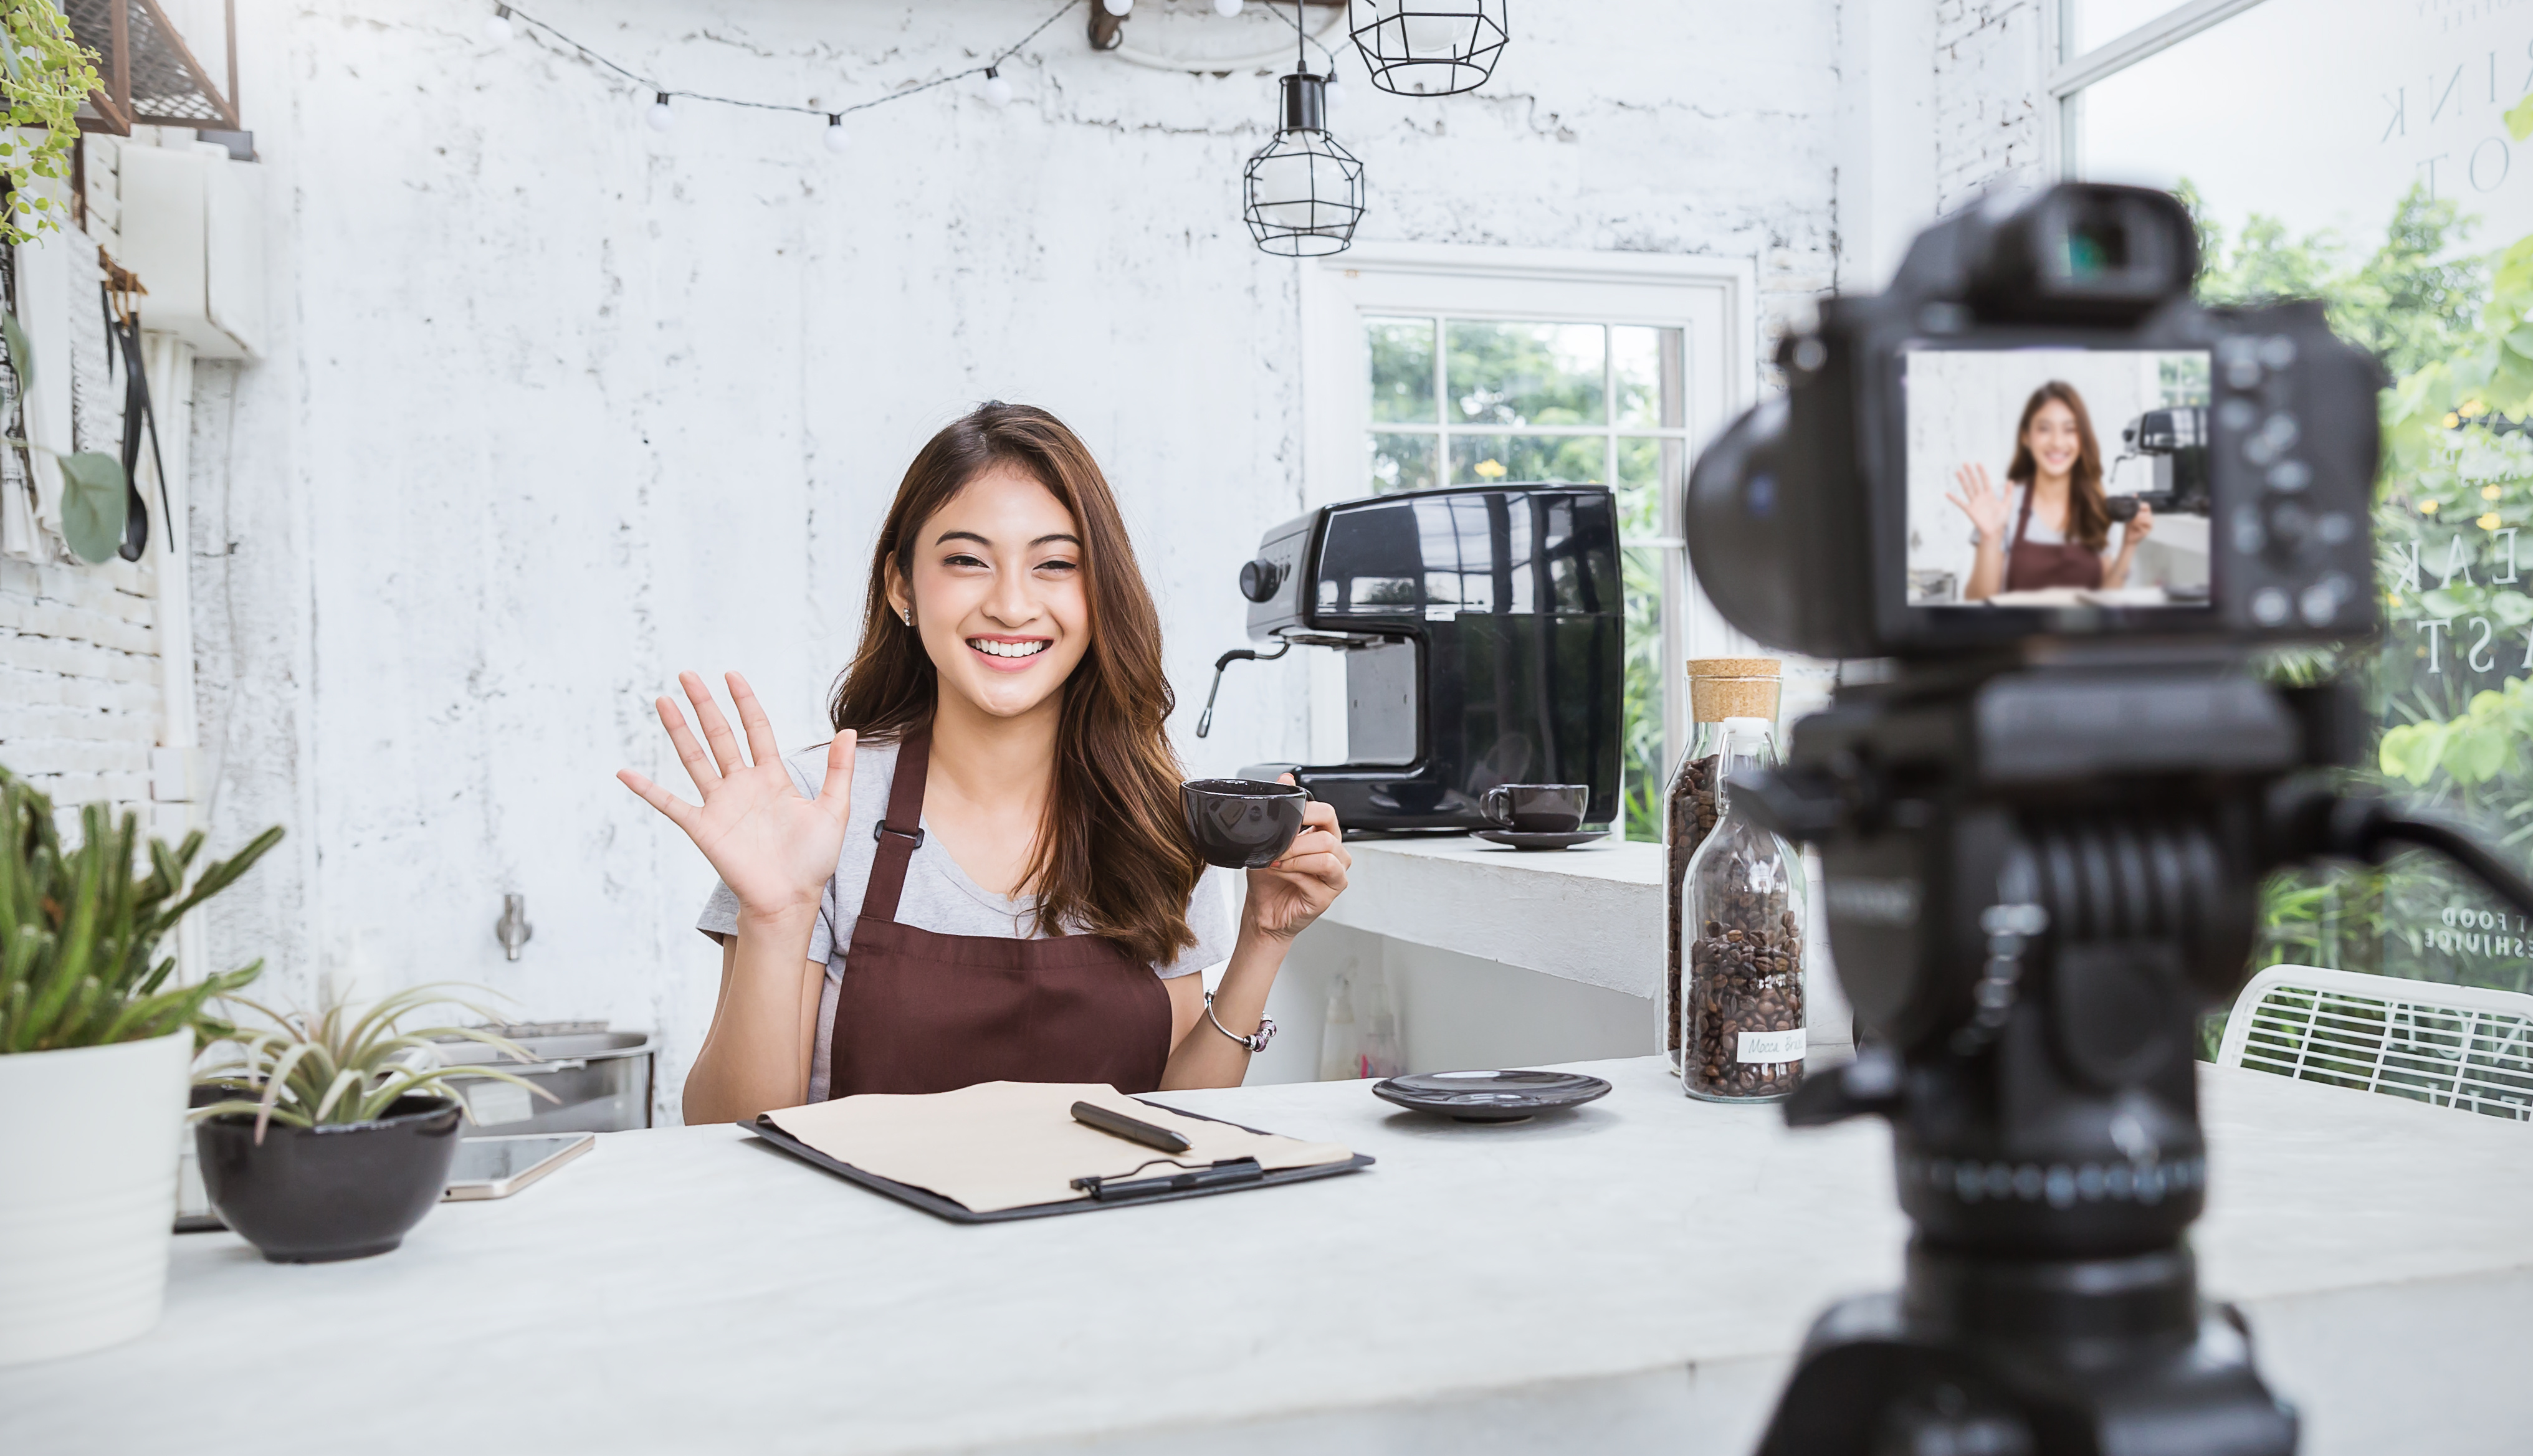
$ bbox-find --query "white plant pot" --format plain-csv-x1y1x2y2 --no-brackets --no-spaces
0,1028,193,1366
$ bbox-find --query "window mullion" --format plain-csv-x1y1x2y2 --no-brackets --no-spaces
1433,314,1449,483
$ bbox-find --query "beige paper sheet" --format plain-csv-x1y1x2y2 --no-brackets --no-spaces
761,1082,1355,1214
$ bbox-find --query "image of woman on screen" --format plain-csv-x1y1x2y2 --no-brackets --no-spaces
1946,380,2152,599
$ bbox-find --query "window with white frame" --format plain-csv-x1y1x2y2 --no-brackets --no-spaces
1361,316,1685,839
1304,248,1756,844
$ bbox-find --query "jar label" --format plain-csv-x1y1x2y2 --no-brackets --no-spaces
1737,1028,1806,1064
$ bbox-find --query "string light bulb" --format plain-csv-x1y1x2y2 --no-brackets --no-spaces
982,66,1013,107
484,6,513,44
646,92,675,131
1213,0,1243,15
824,114,851,152
1102,0,1133,14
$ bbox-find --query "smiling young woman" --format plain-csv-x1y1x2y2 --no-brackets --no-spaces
619,403,1350,1124
1948,379,2155,601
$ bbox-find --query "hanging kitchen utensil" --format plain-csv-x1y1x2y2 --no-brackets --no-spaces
99,278,166,564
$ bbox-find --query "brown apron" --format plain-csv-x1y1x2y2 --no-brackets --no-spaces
827,723,1173,1098
2004,483,2104,592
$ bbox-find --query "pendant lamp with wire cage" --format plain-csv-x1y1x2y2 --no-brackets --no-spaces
1347,0,1507,96
1242,72,1365,257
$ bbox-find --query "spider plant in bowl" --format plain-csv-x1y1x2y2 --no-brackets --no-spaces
191,982,555,1263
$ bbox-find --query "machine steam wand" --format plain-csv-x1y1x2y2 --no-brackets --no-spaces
1195,640,1292,739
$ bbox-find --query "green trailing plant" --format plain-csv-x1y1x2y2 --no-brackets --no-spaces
0,2,100,245
192,981,555,1143
0,767,284,1054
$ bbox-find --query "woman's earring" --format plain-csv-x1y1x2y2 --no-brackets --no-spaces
901,607,914,626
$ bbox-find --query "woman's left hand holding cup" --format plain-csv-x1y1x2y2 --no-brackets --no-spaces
1243,774,1350,941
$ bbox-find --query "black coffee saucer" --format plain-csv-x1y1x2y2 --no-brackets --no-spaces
1371,1069,1614,1123
1474,829,1608,851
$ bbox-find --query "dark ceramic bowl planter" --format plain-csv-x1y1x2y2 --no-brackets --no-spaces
194,1095,463,1263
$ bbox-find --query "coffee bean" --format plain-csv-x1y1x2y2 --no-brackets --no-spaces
1663,754,1727,1065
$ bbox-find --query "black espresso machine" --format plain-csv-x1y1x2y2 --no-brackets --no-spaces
1197,483,1623,834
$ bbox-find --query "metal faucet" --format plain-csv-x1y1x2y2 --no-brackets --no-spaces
495,894,533,961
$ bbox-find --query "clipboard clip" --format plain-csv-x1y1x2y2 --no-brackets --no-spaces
1071,1156,1264,1202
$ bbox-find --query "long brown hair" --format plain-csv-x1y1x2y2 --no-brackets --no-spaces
827,403,1202,968
2005,379,2111,551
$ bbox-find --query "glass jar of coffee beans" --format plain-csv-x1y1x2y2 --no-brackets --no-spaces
1661,659,1781,1076
1679,715,1807,1102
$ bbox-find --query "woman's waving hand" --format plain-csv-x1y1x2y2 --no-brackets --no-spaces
618,670,856,921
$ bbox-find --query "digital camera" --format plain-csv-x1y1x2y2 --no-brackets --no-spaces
1686,183,2382,660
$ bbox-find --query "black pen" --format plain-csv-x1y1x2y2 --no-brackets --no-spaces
1071,1100,1192,1154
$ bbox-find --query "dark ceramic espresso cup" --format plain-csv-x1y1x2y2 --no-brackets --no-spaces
1181,778,1314,869
1481,782,1589,834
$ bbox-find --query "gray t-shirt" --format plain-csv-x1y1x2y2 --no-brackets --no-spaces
696,738,1236,1102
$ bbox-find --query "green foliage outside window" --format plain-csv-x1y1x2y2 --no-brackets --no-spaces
2180,175,2533,1052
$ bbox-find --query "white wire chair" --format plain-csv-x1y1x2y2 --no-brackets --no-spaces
2216,964,2533,1122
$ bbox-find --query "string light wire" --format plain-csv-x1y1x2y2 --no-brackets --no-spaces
490,1,1084,124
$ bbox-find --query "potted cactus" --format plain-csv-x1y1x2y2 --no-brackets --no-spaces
190,983,550,1263
0,769,281,1366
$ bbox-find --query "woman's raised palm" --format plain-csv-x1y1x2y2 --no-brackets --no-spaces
616,671,856,919
1948,463,2011,542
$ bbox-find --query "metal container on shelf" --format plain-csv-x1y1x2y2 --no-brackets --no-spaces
436,1022,656,1136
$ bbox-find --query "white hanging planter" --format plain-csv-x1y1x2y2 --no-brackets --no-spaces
0,1029,193,1366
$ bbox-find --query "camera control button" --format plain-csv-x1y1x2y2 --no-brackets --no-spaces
2231,506,2268,554
2300,574,2353,626
2218,397,2259,432
2243,413,2300,465
2266,501,2312,550
2267,460,2312,493
2251,587,2292,626
2259,335,2299,369
2315,511,2353,546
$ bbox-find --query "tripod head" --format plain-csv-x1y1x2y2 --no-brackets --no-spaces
1734,653,2343,1263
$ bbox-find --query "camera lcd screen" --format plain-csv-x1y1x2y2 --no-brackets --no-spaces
1902,348,2213,612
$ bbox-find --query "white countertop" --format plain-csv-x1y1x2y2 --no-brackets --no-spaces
6,1059,2529,1455
1322,836,1665,995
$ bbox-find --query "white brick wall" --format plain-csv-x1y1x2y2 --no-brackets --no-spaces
0,554,164,811
0,212,176,826
1935,0,2049,212
185,0,1856,1116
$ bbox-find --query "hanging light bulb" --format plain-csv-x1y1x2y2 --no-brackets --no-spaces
824,114,851,153
1102,0,1134,14
484,5,514,45
1347,0,1507,96
1242,74,1364,258
646,92,675,131
1213,0,1243,16
1322,69,1343,108
982,66,1013,108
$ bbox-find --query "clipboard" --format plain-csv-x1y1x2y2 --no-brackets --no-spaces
742,1099,1375,1223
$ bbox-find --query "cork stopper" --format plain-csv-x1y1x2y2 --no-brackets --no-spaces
1688,657,1781,723
1686,657,1781,679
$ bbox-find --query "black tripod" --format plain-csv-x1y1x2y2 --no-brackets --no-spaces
1740,665,2533,1456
